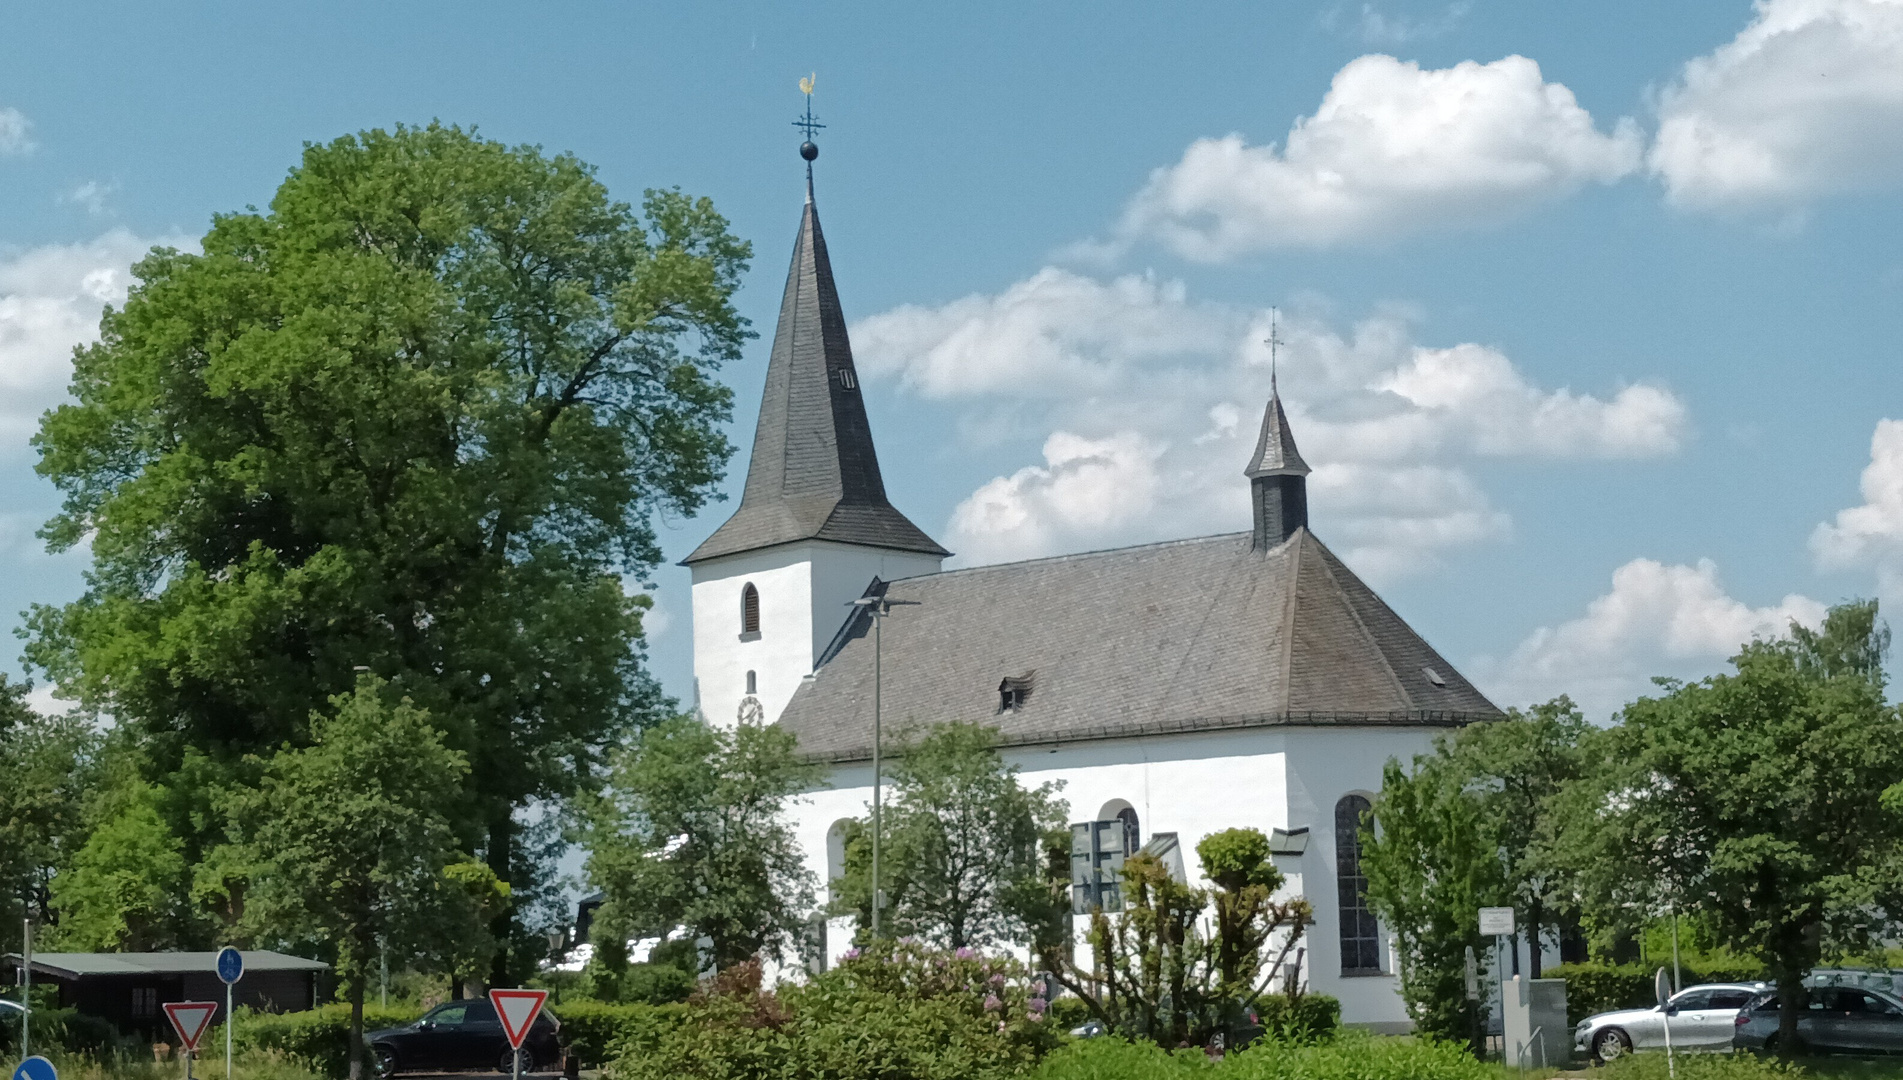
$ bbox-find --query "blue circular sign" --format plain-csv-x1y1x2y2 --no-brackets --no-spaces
15,1055,58,1080
216,946,243,985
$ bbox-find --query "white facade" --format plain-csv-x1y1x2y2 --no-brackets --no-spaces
689,540,944,729
790,723,1440,1031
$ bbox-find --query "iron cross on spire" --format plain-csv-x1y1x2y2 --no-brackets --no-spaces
1265,307,1284,394
795,72,825,159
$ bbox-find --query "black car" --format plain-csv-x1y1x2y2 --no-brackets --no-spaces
1733,986,1903,1056
369,999,562,1076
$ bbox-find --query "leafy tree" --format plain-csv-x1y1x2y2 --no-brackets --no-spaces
0,675,94,928
232,677,475,1079
1039,829,1312,1049
1358,699,1587,1048
583,716,819,969
832,721,1067,949
28,122,752,976
1359,752,1502,1051
1559,601,1903,1058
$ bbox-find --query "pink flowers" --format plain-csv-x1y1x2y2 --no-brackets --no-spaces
983,993,1003,1011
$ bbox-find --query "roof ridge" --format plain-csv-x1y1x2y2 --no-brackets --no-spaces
884,531,1255,584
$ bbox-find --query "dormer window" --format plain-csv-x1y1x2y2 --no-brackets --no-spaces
998,672,1035,712
740,583,761,637
837,367,858,391
1421,666,1447,688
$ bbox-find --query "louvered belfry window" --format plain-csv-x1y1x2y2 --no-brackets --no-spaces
741,583,761,635
1336,794,1382,974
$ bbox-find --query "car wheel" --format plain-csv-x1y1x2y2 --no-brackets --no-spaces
1592,1028,1632,1064
497,1047,536,1074
373,1046,399,1079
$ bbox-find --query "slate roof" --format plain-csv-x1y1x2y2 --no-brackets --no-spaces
1245,389,1310,478
684,183,949,565
778,528,1501,761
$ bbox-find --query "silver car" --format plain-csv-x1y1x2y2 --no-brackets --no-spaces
1574,983,1764,1063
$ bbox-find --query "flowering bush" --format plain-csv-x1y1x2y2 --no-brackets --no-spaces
606,942,1059,1080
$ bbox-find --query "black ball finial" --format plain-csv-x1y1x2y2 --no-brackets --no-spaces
800,141,819,162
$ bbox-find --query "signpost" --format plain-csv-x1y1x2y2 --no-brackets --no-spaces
490,989,549,1080
215,947,243,1080
12,1056,55,1080
1655,967,1676,1079
164,1002,219,1080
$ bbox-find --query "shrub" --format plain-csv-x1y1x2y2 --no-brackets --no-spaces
1596,1051,1800,1080
1030,1030,1493,1080
606,942,1059,1080
1552,962,1769,1027
1249,994,1339,1043
233,1004,423,1076
0,1007,138,1059
545,1000,681,1066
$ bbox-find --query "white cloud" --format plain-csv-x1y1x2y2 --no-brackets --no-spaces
0,230,177,453
59,181,115,216
854,268,1686,577
0,108,33,156
1325,2,1472,45
1112,54,1641,258
1651,0,1903,209
1474,557,1825,719
1811,418,1903,596
948,432,1166,564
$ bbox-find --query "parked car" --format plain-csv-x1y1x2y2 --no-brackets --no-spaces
1574,983,1763,1064
369,998,561,1077
1733,985,1903,1056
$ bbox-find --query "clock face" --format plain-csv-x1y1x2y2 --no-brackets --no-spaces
737,695,765,724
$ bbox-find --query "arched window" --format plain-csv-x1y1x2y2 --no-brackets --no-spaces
740,583,760,636
745,670,757,695
1117,807,1141,857
1336,795,1380,974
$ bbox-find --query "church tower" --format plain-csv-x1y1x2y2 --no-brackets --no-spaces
1245,377,1310,550
683,134,949,729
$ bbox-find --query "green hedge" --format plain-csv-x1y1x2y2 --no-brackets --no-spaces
545,1000,682,1066
1551,962,1768,1027
1030,1031,1492,1080
1596,1050,1799,1079
232,1003,424,1076
1250,994,1339,1042
0,1006,136,1058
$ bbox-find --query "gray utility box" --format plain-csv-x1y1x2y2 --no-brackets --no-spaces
1501,976,1569,1068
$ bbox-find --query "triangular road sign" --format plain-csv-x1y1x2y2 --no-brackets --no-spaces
163,1001,220,1051
490,989,549,1049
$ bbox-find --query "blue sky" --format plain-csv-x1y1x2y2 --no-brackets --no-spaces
2,0,1902,720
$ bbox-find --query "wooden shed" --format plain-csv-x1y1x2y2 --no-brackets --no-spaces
1,951,329,1040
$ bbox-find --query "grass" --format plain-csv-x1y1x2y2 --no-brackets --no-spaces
31,1049,328,1080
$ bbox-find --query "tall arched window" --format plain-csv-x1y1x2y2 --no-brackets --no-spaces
1335,794,1381,974
1116,807,1141,857
740,583,760,636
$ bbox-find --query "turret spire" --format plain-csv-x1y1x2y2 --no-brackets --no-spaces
1246,336,1310,550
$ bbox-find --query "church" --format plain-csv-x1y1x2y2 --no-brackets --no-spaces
683,148,1503,1031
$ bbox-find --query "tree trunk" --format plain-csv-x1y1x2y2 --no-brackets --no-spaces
1776,970,1804,1059
487,815,514,989
348,976,366,1080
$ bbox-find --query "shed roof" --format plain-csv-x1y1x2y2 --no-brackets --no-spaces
4,951,328,978
778,527,1500,761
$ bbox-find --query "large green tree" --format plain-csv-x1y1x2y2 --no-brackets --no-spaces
583,717,820,970
833,721,1068,949
1559,601,1903,1058
233,677,478,1079
29,124,751,971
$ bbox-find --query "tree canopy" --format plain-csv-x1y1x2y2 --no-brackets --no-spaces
832,721,1068,950
28,123,751,974
583,716,820,970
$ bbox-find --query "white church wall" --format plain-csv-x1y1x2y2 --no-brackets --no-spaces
692,543,944,731
1281,726,1443,1033
691,548,815,730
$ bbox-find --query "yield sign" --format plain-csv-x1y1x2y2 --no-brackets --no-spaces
163,1001,220,1051
490,989,549,1049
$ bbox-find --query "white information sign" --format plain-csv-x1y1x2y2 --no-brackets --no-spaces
1478,906,1516,936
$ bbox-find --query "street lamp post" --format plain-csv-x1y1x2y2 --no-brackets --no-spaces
851,593,917,940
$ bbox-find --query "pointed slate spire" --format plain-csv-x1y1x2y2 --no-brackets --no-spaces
684,177,949,565
1244,384,1311,479
1246,385,1310,550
